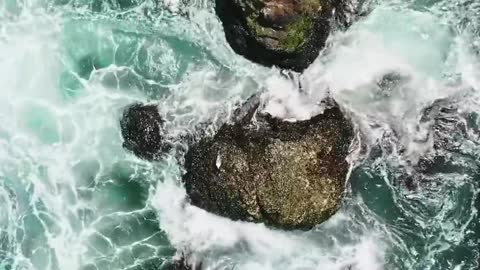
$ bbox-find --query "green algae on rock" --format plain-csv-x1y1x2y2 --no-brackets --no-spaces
216,0,339,71
183,101,354,230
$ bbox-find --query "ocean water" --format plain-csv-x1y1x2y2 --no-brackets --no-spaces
0,0,479,269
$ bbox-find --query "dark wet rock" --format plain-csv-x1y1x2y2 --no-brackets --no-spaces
392,97,480,190
414,99,475,174
120,103,170,160
216,0,341,71
420,98,468,151
184,101,354,229
230,94,261,124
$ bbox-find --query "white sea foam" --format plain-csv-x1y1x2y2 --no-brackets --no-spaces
152,174,387,270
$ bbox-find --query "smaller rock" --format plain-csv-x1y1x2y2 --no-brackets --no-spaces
120,103,169,160
216,0,340,71
391,98,476,190
415,98,471,174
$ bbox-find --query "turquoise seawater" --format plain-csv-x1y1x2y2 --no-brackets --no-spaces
0,0,478,269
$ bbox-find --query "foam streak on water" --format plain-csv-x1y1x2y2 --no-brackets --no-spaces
0,0,478,269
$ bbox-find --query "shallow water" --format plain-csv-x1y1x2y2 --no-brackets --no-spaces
0,0,478,269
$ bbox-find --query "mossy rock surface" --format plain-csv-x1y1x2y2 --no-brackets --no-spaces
217,0,341,71
184,101,354,230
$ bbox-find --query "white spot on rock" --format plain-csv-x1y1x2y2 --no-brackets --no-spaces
216,154,222,169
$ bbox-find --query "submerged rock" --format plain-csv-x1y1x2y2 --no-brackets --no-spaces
120,103,169,160
163,255,201,270
381,97,479,191
216,0,339,71
409,99,475,183
184,101,354,229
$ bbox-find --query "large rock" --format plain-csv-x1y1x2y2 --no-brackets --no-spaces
120,103,170,160
216,0,339,71
184,101,354,229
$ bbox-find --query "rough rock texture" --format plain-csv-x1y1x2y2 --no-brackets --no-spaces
216,0,339,71
184,102,354,229
120,103,169,160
